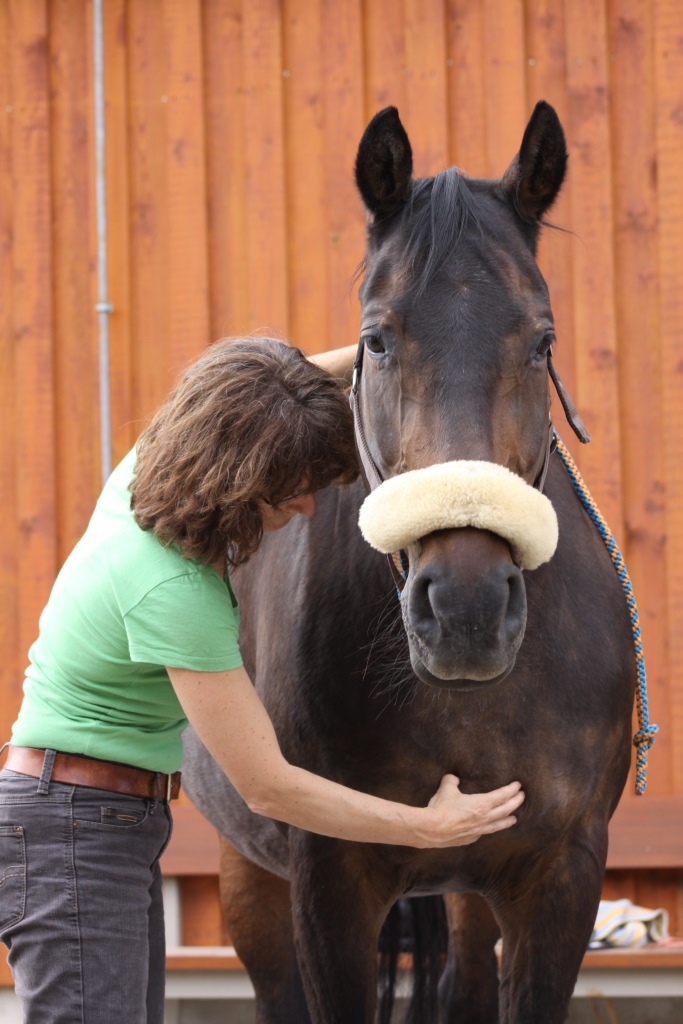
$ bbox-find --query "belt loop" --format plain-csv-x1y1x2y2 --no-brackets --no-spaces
149,772,162,815
37,748,57,794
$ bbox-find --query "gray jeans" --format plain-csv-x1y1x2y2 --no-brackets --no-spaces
0,752,173,1024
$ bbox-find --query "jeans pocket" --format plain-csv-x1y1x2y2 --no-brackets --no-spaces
0,825,26,932
73,797,151,832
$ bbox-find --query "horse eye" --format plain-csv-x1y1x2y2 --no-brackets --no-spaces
535,334,554,360
363,333,385,355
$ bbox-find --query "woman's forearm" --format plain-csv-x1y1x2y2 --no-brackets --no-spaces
169,665,523,850
307,344,357,384
246,759,437,847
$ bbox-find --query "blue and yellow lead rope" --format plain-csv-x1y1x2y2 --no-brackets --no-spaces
554,435,658,795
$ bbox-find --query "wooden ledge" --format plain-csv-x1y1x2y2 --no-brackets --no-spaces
166,946,242,971
163,941,683,973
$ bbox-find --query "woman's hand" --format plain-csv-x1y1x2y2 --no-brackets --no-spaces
416,775,524,849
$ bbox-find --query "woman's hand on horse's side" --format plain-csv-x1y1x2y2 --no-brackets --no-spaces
421,775,524,848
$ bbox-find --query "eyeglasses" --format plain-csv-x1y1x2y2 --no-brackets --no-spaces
262,486,311,509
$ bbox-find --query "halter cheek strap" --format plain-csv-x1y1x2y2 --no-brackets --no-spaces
349,338,384,492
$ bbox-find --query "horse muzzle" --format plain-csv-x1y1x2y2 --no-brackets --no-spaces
358,461,558,689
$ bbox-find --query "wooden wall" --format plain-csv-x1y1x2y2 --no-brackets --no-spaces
1,0,682,928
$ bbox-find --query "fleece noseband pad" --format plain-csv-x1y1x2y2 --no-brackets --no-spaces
358,460,559,571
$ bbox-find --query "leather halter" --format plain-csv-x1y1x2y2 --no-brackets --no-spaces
349,338,590,585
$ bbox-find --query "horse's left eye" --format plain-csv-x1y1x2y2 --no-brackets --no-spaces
535,334,554,361
364,333,385,355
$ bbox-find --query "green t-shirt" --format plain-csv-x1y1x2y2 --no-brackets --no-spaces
11,448,243,772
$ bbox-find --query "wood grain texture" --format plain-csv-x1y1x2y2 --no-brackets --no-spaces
654,0,683,796
563,0,623,528
403,0,449,177
282,0,329,354
608,0,670,796
9,0,58,685
50,0,100,561
162,0,210,372
321,0,365,351
524,0,576,400
0,0,19,743
482,0,527,175
103,0,134,466
242,0,288,335
446,0,487,173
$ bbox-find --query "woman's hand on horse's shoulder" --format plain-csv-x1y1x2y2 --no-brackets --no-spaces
420,775,524,848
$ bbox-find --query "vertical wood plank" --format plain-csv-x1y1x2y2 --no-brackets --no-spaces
524,0,576,400
363,0,407,122
322,0,366,350
634,870,679,935
0,0,20,743
9,0,58,686
242,0,288,336
563,0,623,533
163,0,210,371
49,0,100,561
445,0,487,173
654,0,683,795
282,0,329,354
104,0,134,465
481,0,527,175
608,0,670,795
403,0,449,177
203,0,248,340
127,0,171,424
180,876,223,946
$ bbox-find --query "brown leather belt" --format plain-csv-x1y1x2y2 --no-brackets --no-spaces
3,746,181,801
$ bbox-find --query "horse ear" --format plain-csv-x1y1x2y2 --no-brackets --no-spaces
355,107,413,218
501,101,568,225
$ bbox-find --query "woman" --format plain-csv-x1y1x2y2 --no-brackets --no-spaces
0,337,523,1024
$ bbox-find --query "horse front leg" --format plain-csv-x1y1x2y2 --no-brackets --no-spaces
218,837,311,1024
289,831,398,1024
494,833,606,1024
440,892,501,1024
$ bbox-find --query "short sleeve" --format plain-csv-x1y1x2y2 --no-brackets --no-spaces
123,571,243,671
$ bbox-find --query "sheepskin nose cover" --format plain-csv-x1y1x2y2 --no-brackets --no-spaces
357,460,559,571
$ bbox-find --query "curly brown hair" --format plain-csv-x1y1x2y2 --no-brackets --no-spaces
130,337,359,568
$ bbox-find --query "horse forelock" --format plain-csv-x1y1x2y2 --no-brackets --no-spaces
361,168,490,300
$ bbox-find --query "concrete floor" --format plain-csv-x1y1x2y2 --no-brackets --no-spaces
2,990,682,1021
169,997,683,1023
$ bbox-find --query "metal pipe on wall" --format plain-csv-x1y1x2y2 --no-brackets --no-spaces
93,0,113,485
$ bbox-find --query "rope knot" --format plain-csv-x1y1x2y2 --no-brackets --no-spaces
633,724,659,752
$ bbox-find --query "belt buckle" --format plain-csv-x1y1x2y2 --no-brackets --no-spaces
166,773,173,802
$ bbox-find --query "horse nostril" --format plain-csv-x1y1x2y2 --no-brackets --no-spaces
409,570,437,631
502,565,527,641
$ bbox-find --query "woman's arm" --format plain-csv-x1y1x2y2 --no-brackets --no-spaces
307,344,357,385
169,665,524,848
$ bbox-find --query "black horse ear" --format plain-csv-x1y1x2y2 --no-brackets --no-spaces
355,107,413,218
501,101,568,225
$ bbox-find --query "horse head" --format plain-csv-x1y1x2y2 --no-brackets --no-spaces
352,102,569,691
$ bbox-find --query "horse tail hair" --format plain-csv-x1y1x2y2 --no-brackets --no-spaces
377,896,448,1024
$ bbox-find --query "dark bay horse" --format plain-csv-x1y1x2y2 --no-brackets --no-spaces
183,102,635,1023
